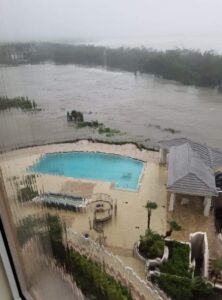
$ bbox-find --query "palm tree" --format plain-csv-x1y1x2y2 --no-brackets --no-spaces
211,259,222,285
145,201,157,230
164,220,182,238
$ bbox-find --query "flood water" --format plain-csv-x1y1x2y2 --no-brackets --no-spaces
0,63,222,150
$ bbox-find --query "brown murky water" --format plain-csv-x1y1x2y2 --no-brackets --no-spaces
0,64,222,150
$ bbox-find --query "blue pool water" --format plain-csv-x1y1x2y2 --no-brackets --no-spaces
30,152,144,191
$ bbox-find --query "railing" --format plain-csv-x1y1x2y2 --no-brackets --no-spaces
90,192,114,204
67,229,169,300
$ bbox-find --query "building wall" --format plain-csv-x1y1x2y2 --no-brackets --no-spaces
0,256,13,300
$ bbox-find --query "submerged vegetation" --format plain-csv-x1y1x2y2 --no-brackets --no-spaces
67,110,84,122
148,124,181,134
67,109,123,137
0,96,38,111
98,126,121,137
2,42,222,88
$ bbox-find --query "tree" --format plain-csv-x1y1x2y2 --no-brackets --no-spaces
145,201,157,230
164,220,182,238
211,259,222,286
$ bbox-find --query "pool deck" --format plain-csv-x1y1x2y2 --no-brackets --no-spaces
0,140,168,278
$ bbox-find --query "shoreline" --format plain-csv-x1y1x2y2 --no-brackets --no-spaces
0,137,159,155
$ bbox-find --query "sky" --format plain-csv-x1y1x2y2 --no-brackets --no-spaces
1,0,222,47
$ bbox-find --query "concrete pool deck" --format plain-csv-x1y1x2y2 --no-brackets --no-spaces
0,141,168,277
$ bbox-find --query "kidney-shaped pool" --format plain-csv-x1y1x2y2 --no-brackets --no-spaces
30,152,144,191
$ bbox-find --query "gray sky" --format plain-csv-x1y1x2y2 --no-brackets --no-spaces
1,0,222,43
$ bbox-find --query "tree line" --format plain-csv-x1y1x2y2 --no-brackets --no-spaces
1,42,222,87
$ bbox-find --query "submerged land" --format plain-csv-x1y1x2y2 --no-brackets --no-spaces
2,140,222,300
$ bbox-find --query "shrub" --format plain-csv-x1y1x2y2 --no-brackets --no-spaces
159,241,191,278
139,229,164,259
156,275,213,300
157,274,192,300
155,241,213,300
16,215,45,246
17,186,38,202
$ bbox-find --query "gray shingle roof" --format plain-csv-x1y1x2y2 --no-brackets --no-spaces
211,149,222,170
159,138,222,170
167,143,218,197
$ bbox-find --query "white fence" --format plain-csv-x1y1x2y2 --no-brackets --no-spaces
67,230,168,300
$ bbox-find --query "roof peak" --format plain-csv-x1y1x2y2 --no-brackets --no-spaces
167,142,218,196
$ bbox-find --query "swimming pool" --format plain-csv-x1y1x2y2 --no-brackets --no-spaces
30,152,144,191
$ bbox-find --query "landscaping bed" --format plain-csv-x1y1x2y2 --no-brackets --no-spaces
152,240,213,300
159,240,191,278
138,229,164,260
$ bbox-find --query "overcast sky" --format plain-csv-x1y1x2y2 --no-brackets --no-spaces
1,0,222,44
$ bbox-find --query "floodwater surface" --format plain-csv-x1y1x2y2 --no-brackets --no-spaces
0,64,222,150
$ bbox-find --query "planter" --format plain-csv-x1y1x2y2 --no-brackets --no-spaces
134,240,169,266
133,241,147,263
148,245,169,266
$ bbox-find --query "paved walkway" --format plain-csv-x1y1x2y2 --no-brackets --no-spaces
167,194,221,259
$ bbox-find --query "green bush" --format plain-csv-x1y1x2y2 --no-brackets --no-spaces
157,274,192,300
16,215,45,246
139,229,164,259
156,275,213,300
17,186,38,202
155,241,213,300
159,241,191,278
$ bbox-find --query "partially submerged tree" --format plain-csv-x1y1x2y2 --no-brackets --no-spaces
145,201,157,230
164,220,182,238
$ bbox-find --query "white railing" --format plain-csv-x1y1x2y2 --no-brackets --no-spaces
67,229,168,300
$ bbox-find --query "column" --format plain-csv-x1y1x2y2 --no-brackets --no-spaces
204,197,212,216
159,148,167,164
169,193,176,211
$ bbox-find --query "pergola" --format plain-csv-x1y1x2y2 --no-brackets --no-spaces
159,138,222,216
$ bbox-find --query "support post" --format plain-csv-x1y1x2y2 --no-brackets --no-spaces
169,193,176,212
204,197,211,216
159,148,167,164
